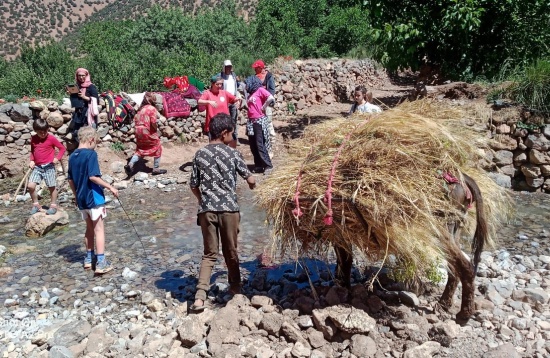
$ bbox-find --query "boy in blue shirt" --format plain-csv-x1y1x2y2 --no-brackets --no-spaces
68,126,119,274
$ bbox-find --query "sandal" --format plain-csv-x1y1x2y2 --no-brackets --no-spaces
46,205,57,215
189,302,207,312
152,169,167,176
124,165,133,176
30,205,41,215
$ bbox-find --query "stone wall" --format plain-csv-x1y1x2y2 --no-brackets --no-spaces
270,58,388,113
487,107,550,192
0,58,388,151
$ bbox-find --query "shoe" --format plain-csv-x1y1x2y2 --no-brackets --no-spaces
30,206,40,215
264,168,273,176
152,169,167,175
95,259,113,274
252,167,264,174
124,165,133,176
45,206,57,215
229,284,242,295
84,256,93,270
189,303,207,312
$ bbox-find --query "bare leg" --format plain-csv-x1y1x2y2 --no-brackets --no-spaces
48,186,58,206
28,182,39,205
93,215,106,254
84,216,95,252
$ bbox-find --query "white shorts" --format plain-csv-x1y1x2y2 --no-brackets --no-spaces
80,205,107,221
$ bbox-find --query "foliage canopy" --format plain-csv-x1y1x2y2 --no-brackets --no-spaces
0,0,548,98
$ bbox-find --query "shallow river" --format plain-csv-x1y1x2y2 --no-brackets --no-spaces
0,185,549,303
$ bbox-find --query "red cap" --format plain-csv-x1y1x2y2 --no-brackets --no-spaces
252,60,265,69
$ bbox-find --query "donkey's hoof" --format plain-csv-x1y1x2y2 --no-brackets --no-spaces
455,310,473,325
433,302,452,320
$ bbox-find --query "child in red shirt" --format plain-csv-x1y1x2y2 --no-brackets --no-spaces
28,118,66,215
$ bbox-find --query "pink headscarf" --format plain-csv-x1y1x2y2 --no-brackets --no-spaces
75,68,92,96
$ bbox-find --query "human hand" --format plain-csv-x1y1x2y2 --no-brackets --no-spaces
29,161,35,169
210,101,218,109
248,182,256,190
110,187,119,198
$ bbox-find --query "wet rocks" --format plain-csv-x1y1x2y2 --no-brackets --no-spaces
0,189,549,357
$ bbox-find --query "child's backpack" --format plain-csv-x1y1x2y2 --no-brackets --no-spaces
101,91,136,129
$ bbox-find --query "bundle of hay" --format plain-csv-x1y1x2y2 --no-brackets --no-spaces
257,100,511,278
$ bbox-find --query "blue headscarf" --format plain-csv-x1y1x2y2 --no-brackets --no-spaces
245,75,263,95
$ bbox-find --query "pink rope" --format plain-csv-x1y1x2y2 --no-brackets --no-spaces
292,146,314,219
292,172,303,218
324,123,366,225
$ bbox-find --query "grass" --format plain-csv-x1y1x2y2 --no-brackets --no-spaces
110,142,125,152
488,59,550,115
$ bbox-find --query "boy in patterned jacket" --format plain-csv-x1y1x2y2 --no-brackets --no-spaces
189,113,256,311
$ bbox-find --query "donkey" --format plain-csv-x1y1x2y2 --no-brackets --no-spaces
334,173,488,322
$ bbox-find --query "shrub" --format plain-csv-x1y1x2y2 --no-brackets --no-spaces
490,59,550,114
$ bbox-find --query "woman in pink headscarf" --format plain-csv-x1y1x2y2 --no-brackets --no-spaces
68,68,99,141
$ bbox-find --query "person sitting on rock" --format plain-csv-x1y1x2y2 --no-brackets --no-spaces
28,118,66,215
348,85,382,115
124,93,167,176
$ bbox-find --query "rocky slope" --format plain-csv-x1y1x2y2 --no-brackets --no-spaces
0,0,255,59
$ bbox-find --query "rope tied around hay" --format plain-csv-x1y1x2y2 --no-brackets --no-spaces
324,121,367,225
292,146,315,220
292,173,304,218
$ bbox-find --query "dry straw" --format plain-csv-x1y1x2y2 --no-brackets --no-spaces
256,99,511,278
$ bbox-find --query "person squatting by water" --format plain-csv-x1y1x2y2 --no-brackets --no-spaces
124,93,167,176
245,75,275,174
68,68,99,141
68,126,119,274
189,113,256,312
348,85,382,115
28,118,66,215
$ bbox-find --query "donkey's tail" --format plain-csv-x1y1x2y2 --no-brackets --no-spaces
463,173,488,274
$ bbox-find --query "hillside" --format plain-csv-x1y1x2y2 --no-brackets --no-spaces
0,0,255,59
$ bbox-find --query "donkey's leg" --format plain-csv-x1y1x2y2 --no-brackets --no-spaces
439,265,459,310
455,253,476,321
334,245,353,287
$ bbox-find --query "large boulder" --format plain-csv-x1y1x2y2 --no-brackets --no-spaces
9,104,32,123
25,209,69,237
46,112,64,129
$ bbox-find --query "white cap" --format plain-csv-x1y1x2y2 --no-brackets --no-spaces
223,59,232,67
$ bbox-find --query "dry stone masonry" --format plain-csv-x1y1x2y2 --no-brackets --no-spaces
0,58,387,152
487,106,550,192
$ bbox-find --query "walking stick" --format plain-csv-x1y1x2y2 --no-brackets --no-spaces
14,168,32,199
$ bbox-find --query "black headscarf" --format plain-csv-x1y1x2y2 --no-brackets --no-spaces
245,75,263,95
